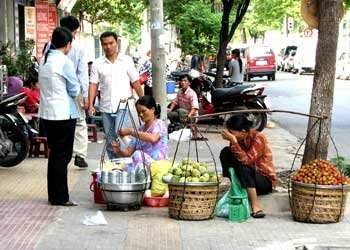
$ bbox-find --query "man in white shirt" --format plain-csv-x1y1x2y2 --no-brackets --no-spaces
88,31,143,159
60,16,89,168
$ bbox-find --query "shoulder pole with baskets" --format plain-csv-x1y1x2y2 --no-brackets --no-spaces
287,114,350,223
193,108,349,223
99,97,149,211
167,118,220,220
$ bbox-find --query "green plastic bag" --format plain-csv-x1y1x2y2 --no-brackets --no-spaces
216,168,251,222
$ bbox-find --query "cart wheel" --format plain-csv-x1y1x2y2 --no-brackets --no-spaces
122,207,129,212
134,204,141,210
107,204,113,210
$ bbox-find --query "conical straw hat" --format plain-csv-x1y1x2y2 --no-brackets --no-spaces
301,0,344,29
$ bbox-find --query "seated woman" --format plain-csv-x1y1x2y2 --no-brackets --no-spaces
220,115,277,219
21,74,40,113
112,96,168,170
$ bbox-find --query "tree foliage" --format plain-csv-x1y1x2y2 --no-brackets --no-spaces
72,0,145,45
241,0,301,41
163,0,220,55
0,40,35,78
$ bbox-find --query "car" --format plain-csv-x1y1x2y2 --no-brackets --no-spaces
292,39,316,74
336,51,350,80
285,50,297,72
276,48,285,71
244,45,276,81
279,45,298,71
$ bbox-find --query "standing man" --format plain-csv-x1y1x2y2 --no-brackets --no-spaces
60,16,89,168
88,31,143,159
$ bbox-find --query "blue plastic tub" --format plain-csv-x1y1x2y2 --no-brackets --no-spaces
166,81,175,94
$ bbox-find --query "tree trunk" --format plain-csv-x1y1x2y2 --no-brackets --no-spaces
214,0,250,88
215,41,228,88
241,28,247,44
302,0,341,164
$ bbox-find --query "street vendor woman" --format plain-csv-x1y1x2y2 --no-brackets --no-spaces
219,115,277,218
111,96,168,170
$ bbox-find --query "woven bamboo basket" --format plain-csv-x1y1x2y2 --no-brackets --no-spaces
291,181,350,223
168,183,218,220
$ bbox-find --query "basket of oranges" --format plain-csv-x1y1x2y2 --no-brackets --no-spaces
290,159,350,223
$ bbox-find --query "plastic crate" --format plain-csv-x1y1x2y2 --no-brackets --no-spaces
144,196,169,207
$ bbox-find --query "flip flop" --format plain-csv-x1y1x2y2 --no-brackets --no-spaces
51,201,77,207
251,210,266,218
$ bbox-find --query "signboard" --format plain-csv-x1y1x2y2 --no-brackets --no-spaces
48,4,57,35
304,28,313,37
57,0,77,13
35,0,50,59
25,7,36,41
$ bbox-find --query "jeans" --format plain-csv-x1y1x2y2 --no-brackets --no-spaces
102,109,129,159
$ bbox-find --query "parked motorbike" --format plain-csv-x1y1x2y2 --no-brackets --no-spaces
0,92,36,167
183,69,268,131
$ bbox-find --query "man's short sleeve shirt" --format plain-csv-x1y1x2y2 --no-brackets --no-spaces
174,87,199,115
90,54,139,113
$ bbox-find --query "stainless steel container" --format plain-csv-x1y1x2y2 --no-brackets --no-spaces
115,171,121,183
101,182,150,205
101,171,109,184
130,172,136,183
121,172,129,183
108,171,117,184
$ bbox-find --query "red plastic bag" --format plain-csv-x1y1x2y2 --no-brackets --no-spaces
139,71,148,85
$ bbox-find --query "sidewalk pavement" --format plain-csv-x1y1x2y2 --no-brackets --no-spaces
1,121,350,250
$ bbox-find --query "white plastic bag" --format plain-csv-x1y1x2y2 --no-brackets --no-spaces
169,128,191,142
81,211,108,226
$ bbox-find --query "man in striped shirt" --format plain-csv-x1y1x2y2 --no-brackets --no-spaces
167,74,199,124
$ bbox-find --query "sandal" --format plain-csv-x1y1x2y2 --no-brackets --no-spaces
51,201,77,207
251,210,265,218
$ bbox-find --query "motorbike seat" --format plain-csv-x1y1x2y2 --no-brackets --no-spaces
212,84,256,105
170,71,188,79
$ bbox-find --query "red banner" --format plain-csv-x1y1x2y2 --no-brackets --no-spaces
35,0,49,60
48,4,57,36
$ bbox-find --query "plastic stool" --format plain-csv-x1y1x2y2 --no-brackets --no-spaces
29,137,49,158
90,116,103,131
87,124,98,142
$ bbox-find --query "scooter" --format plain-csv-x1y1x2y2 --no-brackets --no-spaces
188,69,268,131
0,92,37,167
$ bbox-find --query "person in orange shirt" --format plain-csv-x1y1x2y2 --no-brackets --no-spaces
220,115,277,219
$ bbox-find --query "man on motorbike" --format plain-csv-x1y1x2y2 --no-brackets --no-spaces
167,74,199,125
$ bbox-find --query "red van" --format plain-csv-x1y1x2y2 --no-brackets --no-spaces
244,45,276,81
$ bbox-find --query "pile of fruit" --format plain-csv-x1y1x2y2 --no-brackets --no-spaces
164,158,220,183
292,159,350,185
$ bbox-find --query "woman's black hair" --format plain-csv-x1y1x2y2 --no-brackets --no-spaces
231,48,242,73
100,31,118,43
226,114,253,131
135,95,161,119
44,27,73,64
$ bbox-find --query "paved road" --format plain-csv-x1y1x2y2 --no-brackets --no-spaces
250,71,350,158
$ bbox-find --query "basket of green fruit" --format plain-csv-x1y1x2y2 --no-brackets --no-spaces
162,158,220,220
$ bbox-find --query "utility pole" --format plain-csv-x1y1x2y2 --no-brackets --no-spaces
150,0,167,120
